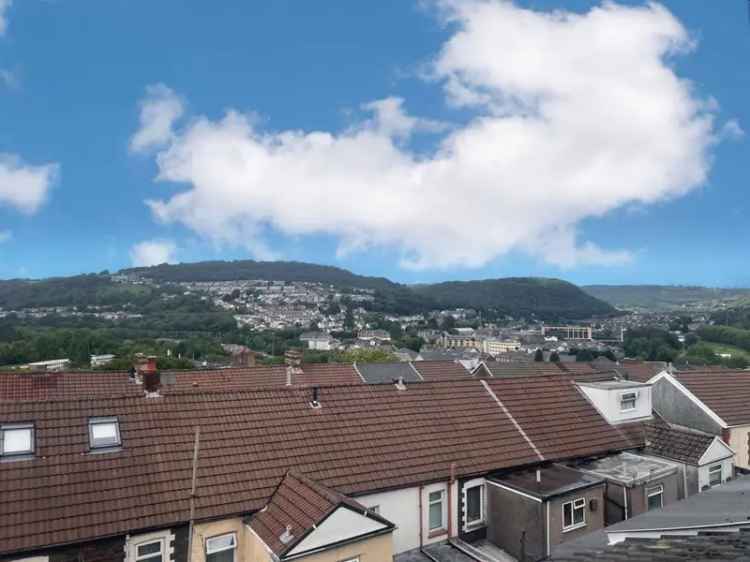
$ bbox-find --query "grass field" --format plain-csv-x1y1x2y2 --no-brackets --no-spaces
700,341,750,361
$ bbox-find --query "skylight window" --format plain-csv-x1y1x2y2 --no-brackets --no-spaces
88,417,121,449
0,423,34,457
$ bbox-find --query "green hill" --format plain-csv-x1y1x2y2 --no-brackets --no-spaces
123,260,397,291
125,260,614,320
414,277,614,320
583,284,750,311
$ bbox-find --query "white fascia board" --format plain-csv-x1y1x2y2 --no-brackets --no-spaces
697,436,736,466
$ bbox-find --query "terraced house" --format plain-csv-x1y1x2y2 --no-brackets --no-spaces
0,361,736,562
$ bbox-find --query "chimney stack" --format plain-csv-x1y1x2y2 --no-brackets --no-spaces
285,348,304,386
310,386,321,408
142,356,161,395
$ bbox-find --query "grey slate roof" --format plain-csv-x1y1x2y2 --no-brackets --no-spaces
489,464,604,500
554,529,750,561
355,362,422,384
644,415,719,466
552,475,750,560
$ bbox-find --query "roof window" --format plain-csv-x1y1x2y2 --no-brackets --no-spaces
0,423,34,457
88,417,121,450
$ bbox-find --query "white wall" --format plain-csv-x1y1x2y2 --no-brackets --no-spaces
698,458,734,491
577,384,652,425
286,507,388,556
358,480,458,555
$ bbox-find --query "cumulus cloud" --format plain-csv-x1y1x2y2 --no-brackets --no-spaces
129,239,178,267
130,84,185,153
0,154,59,214
0,0,11,36
135,0,719,270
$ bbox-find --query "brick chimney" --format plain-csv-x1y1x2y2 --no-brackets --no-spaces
141,356,160,395
284,348,304,385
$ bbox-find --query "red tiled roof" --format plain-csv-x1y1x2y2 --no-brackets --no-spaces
412,360,470,381
618,360,666,383
0,371,140,401
0,376,634,556
673,371,750,426
484,376,635,460
643,416,716,465
162,363,361,392
248,471,391,557
557,363,598,374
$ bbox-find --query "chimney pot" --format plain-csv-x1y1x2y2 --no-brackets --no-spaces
310,386,320,408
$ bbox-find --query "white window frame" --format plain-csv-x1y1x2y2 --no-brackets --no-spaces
463,480,485,529
562,497,586,532
708,464,723,487
646,484,663,510
88,416,121,450
205,532,237,562
0,423,34,457
126,530,174,562
340,558,360,562
620,391,638,412
427,489,446,532
135,539,163,562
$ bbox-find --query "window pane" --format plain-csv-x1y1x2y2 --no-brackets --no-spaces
137,542,161,557
709,466,722,486
207,534,235,552
647,490,662,510
92,423,118,442
563,503,572,528
467,486,482,522
429,501,443,530
206,549,233,562
573,504,585,525
3,428,32,454
429,491,442,503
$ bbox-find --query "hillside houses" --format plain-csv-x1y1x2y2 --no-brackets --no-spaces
0,360,742,562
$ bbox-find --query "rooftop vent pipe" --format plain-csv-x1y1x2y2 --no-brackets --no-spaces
395,376,407,391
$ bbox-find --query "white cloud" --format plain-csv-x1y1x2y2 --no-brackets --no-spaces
129,84,185,154
0,229,10,243
129,239,178,267
0,0,11,36
0,153,59,214
720,119,744,141
136,0,718,270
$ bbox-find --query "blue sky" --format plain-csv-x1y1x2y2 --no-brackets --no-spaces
0,0,747,286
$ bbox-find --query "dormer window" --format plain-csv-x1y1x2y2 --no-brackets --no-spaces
88,417,121,450
620,391,638,412
0,423,34,457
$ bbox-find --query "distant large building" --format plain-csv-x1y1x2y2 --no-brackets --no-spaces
23,358,71,372
440,332,482,350
482,338,522,356
542,325,593,340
